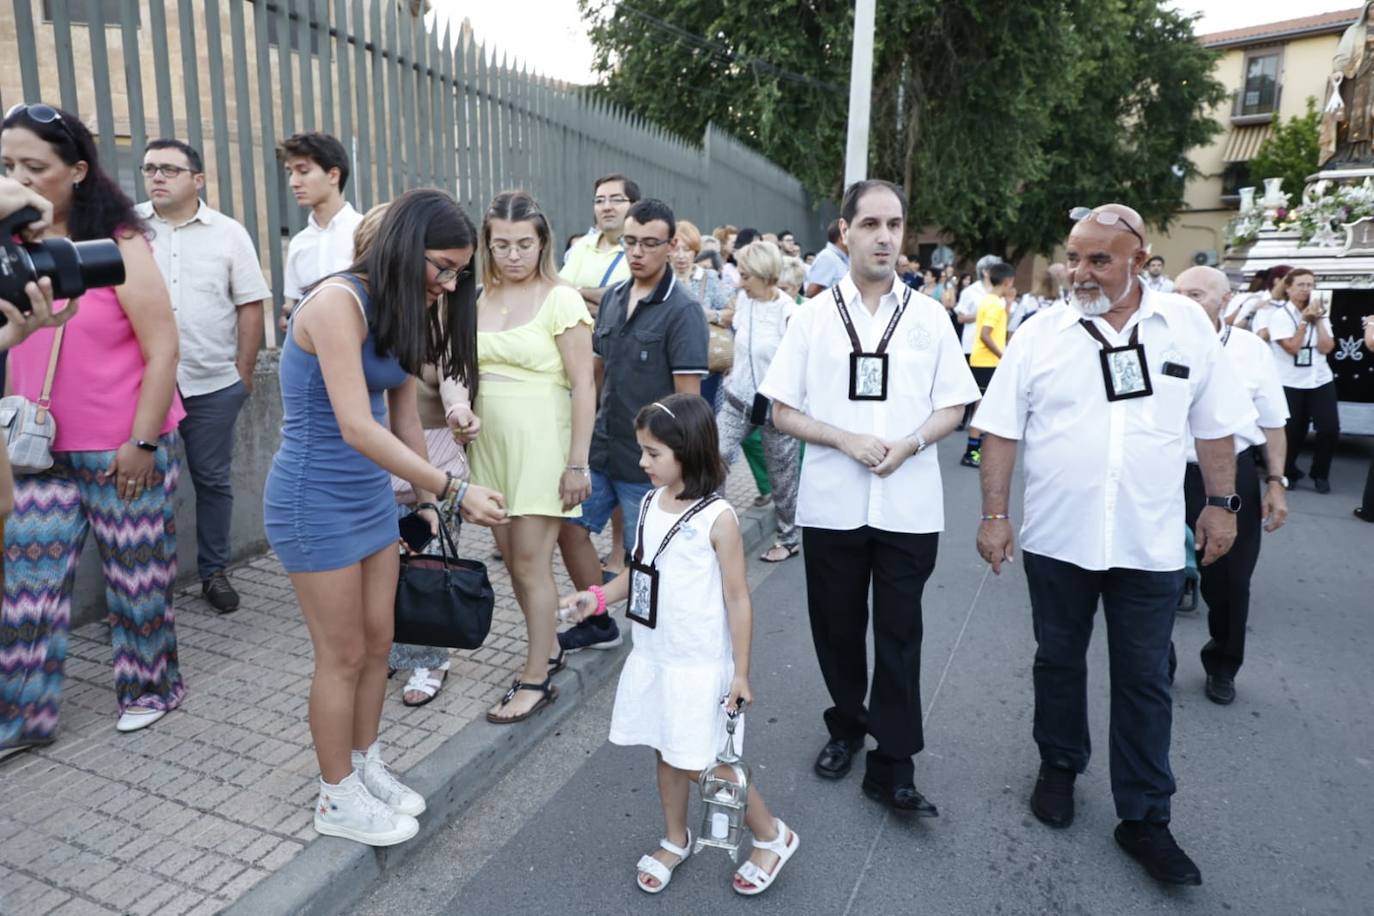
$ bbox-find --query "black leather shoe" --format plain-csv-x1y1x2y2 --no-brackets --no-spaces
1114,820,1202,886
814,738,863,779
202,573,240,614
861,776,939,816
1204,674,1235,705
1313,478,1331,494
1030,763,1076,828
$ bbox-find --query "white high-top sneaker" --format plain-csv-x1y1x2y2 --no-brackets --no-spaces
314,771,419,846
351,742,426,816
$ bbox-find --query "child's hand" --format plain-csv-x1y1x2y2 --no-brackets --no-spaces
557,591,596,625
725,676,753,715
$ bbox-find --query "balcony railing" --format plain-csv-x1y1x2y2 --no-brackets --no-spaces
1231,83,1282,125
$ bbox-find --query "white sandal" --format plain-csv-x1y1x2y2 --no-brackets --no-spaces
732,818,799,896
401,661,451,707
635,830,692,894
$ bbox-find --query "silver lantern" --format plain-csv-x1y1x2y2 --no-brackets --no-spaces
694,712,750,862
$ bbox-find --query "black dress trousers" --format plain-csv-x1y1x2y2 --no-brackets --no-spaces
800,525,938,786
1183,447,1264,678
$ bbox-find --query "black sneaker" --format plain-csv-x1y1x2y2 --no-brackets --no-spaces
557,615,622,652
1114,820,1202,886
1204,674,1236,705
1030,763,1076,828
202,573,240,614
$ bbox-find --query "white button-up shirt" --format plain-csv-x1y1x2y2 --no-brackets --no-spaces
1265,303,1335,389
1186,324,1288,462
760,273,980,534
283,202,364,300
972,289,1256,572
136,200,272,397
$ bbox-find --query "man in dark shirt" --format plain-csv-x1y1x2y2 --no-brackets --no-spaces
557,198,709,652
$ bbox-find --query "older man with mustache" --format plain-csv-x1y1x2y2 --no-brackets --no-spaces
973,205,1256,887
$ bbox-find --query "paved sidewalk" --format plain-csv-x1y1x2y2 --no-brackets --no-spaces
0,465,774,916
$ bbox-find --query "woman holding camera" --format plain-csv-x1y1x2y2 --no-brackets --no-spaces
0,104,185,755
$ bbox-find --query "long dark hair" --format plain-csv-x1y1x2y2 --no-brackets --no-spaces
350,188,478,393
634,394,727,500
1,103,144,242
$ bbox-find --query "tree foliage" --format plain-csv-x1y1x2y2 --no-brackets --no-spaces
1249,98,1321,201
579,0,1226,259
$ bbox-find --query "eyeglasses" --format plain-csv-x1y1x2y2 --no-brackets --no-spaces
622,236,670,252
1068,206,1145,248
489,238,539,256
593,195,630,207
425,256,469,285
5,102,79,149
141,163,197,179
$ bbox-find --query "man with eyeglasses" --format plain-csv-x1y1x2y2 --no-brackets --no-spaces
135,139,271,614
557,198,708,653
974,204,1255,887
560,173,639,317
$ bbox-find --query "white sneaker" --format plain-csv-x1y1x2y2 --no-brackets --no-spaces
314,772,419,846
351,742,426,816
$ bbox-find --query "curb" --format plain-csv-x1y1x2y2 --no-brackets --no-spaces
226,502,778,916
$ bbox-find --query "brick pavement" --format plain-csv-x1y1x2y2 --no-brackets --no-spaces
0,466,767,915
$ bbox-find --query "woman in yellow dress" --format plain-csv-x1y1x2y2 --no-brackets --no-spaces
470,191,595,723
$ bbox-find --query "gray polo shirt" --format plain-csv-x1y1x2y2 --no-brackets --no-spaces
590,268,709,482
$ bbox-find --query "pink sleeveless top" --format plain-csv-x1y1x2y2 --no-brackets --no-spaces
7,283,184,452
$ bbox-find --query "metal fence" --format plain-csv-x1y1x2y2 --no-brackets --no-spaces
1,0,827,330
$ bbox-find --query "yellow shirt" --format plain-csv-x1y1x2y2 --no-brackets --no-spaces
559,232,632,289
970,294,1009,368
477,286,592,386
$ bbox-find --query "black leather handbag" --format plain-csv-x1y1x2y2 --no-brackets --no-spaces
394,504,495,649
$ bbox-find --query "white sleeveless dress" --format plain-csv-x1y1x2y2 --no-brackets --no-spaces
608,489,740,771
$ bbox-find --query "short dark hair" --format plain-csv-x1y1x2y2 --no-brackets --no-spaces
280,131,351,192
733,228,761,249
779,229,795,240
987,262,1017,287
626,198,675,240
635,394,727,500
145,138,203,173
593,173,641,203
1146,254,1165,266
826,220,842,244
841,179,908,224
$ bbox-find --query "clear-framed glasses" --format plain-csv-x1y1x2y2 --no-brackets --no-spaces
489,238,539,256
425,255,469,285
593,195,630,207
140,163,196,179
622,235,670,252
1068,206,1145,248
5,102,79,149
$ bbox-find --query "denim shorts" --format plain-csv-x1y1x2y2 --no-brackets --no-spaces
567,469,652,556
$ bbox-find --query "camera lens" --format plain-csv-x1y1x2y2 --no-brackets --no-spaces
23,237,125,300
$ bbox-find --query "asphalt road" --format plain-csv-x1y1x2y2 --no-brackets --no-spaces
350,437,1374,916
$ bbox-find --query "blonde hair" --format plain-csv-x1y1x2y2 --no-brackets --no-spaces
779,256,807,291
479,189,561,289
353,202,391,260
675,219,703,253
735,240,783,287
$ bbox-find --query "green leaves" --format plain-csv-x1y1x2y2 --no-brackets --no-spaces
1249,98,1321,201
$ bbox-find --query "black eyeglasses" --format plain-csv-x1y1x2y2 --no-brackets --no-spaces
425,256,470,285
141,163,197,179
5,102,79,150
1069,206,1145,248
622,235,670,251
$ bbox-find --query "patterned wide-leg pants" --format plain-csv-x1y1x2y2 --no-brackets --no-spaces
716,396,801,548
0,434,186,747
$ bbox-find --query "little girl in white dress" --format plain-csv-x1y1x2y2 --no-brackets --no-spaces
560,393,799,897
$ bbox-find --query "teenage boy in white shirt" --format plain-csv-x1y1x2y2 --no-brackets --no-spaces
278,132,363,331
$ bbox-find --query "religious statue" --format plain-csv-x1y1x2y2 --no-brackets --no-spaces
1322,3,1374,166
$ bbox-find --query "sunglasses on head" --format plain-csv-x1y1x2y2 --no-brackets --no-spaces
1068,206,1145,248
5,102,80,150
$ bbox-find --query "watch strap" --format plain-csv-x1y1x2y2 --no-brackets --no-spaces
133,439,159,452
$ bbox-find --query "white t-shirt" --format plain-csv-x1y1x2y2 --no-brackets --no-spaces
724,289,792,401
1265,303,1334,389
955,281,985,354
1187,324,1289,462
759,273,981,534
283,202,365,300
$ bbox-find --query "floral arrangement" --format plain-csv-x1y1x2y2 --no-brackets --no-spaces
1281,178,1374,247
1224,205,1264,249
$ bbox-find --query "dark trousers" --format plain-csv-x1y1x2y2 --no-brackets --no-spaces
801,526,937,785
178,380,249,579
1283,382,1340,481
1182,449,1263,678
1362,453,1374,514
1023,552,1183,822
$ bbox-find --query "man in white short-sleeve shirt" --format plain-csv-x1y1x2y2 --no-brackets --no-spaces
137,139,271,613
1171,267,1289,706
762,180,979,815
974,204,1254,887
279,132,364,331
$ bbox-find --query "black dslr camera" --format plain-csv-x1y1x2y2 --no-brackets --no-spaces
0,205,125,324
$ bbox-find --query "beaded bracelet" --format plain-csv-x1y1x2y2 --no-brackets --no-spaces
980,513,1010,521
587,584,607,616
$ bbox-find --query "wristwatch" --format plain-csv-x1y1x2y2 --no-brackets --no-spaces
1205,494,1242,513
1265,474,1289,489
132,439,159,453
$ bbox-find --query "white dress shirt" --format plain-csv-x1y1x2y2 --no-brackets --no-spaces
760,273,980,534
805,242,849,290
1265,303,1335,389
283,202,364,300
955,281,985,354
1186,324,1289,462
972,288,1256,572
136,200,272,397
723,288,792,401
1144,274,1175,294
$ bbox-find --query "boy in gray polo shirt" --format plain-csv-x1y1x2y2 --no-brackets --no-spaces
557,198,709,652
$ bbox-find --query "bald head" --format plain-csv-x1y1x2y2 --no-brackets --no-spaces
1174,266,1232,322
1064,203,1150,316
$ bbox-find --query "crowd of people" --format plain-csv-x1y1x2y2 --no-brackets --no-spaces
1,101,1371,899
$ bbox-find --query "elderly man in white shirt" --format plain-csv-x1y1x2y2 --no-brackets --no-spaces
975,204,1255,888
762,179,979,816
1171,266,1289,706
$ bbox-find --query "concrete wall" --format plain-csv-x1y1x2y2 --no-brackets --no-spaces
70,351,282,628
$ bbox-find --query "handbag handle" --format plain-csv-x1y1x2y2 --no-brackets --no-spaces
35,311,70,421
415,501,460,561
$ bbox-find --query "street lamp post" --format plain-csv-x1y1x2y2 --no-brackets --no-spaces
844,0,876,188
